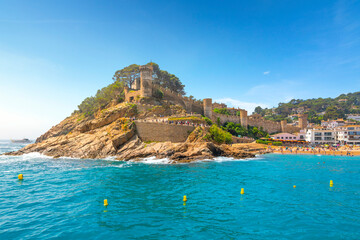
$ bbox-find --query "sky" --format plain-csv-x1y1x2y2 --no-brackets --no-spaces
1,0,360,139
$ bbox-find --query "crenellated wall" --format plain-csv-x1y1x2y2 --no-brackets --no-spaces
212,112,241,125
204,98,301,134
248,117,282,133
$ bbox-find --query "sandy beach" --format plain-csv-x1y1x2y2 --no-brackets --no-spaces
270,146,360,156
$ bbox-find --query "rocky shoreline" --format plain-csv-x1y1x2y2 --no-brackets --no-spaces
4,102,266,163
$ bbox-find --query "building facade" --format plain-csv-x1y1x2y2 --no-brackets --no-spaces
346,114,360,122
271,133,300,140
336,125,360,145
305,128,336,145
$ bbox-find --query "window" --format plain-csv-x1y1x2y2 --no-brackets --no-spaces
315,132,322,136
315,137,322,140
324,132,332,136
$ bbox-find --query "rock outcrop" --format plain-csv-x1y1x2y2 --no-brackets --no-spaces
5,102,260,162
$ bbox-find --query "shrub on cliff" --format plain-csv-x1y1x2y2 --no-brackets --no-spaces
77,81,124,117
203,117,213,126
204,125,232,144
213,108,231,115
222,122,268,139
256,139,282,146
153,89,164,99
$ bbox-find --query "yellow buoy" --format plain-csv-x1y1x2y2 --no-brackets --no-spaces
241,188,244,194
18,174,23,180
293,185,296,188
104,199,108,207
183,195,187,202
330,180,333,187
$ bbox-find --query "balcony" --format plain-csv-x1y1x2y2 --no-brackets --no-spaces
348,137,360,141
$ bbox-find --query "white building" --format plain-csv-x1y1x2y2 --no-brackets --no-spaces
346,114,360,122
321,119,345,129
305,128,336,145
271,133,299,140
294,129,306,140
336,125,360,146
305,125,360,146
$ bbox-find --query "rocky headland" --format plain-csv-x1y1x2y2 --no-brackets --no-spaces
5,102,265,163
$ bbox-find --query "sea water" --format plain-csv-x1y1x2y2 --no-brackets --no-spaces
0,140,359,239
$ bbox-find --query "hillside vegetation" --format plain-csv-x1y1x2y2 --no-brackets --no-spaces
254,92,360,124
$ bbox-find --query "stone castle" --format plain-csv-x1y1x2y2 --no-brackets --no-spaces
124,65,203,114
125,65,307,134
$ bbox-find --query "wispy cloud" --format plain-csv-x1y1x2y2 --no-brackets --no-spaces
263,71,270,75
244,80,308,107
214,98,269,113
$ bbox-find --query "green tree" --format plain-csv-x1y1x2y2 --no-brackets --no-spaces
112,64,140,89
254,106,263,115
213,108,231,115
205,125,233,144
323,106,344,120
77,81,124,117
150,62,185,95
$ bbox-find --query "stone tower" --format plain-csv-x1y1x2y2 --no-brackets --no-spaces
239,109,248,127
131,77,140,90
298,114,308,129
140,65,153,97
280,120,287,132
203,98,213,119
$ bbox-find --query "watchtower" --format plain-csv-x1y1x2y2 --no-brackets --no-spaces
140,65,153,97
280,120,287,132
239,109,248,127
203,98,213,119
298,114,308,129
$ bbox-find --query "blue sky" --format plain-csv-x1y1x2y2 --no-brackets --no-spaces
1,0,360,139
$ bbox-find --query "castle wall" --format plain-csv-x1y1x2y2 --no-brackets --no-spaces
248,117,282,133
283,125,301,134
124,88,141,102
153,84,203,115
204,98,300,134
212,112,241,125
135,122,195,142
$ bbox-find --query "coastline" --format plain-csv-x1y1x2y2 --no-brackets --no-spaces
270,147,360,157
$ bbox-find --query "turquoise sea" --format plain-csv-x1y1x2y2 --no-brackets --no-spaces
1,140,359,239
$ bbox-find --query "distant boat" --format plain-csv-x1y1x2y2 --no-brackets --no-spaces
11,138,31,143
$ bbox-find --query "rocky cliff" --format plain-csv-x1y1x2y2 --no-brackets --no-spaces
6,102,261,162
